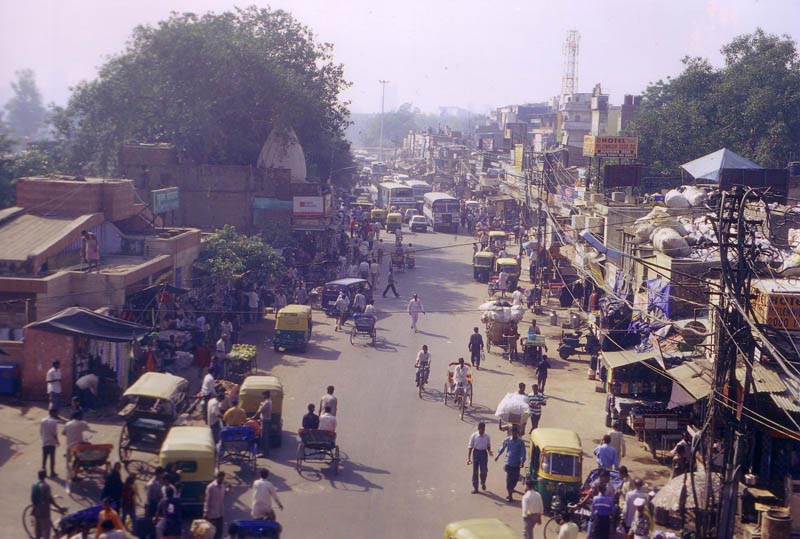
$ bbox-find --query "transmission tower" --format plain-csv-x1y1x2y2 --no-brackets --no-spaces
561,30,580,96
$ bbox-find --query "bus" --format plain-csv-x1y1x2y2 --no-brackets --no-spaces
377,182,415,210
405,179,433,203
423,192,460,232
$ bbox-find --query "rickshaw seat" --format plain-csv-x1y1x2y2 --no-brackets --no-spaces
71,443,113,459
220,426,258,443
299,429,336,448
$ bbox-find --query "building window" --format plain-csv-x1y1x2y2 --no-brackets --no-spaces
575,114,581,122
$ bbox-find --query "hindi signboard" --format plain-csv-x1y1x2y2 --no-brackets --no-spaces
583,136,638,158
151,187,180,214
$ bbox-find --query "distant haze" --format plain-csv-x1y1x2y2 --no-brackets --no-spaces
1,0,798,114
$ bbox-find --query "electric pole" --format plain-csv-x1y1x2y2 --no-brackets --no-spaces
378,80,389,163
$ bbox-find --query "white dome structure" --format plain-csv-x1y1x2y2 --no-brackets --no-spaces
257,126,308,183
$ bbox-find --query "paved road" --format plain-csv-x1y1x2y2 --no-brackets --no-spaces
0,226,669,538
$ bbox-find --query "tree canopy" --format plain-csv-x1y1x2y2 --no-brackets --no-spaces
52,6,352,178
195,225,286,284
0,117,52,208
4,69,48,142
627,29,800,176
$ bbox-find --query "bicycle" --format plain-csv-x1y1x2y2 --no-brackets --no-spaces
416,364,430,397
542,503,591,539
22,498,66,539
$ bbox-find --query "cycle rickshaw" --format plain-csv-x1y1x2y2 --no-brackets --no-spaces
296,429,340,475
444,362,473,419
218,425,259,475
350,313,377,345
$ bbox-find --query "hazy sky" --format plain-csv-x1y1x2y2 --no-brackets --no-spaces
1,0,798,114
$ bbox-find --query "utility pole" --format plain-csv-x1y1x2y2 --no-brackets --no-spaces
378,80,389,162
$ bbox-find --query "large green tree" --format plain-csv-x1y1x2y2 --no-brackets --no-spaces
4,69,48,141
628,29,800,176
0,117,52,208
195,225,285,284
52,7,351,178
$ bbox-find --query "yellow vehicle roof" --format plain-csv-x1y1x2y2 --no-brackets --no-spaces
488,231,507,238
387,212,403,218
240,375,283,394
443,519,517,539
371,208,386,214
123,372,189,400
496,257,519,266
277,304,312,317
474,251,495,259
160,426,215,455
530,428,582,454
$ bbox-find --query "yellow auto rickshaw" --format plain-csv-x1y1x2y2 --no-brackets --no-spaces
274,304,312,352
494,257,519,291
473,251,495,282
386,212,403,233
159,426,215,516
443,518,517,539
239,375,284,448
371,208,387,223
488,230,507,253
528,428,583,512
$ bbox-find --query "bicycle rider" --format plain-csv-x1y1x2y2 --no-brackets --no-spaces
415,345,431,387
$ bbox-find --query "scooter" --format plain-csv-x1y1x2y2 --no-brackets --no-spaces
557,326,600,360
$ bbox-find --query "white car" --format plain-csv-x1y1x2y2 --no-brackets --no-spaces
410,215,427,232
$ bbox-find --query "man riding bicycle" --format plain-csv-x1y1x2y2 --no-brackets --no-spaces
452,357,470,396
415,345,431,387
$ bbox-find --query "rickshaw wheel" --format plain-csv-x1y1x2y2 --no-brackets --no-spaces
295,444,304,472
443,384,449,405
349,328,356,345
467,387,473,407
371,329,376,345
459,394,466,420
543,516,563,539
118,425,131,463
333,446,340,475
22,503,36,538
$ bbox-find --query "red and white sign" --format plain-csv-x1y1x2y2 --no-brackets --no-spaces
293,196,324,216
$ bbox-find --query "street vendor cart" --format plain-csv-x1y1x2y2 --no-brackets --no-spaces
224,344,257,383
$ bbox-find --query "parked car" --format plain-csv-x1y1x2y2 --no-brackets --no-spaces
410,215,428,232
403,208,419,223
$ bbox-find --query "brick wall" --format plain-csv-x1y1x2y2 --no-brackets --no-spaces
22,328,76,400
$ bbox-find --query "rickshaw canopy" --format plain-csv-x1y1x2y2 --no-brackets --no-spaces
530,427,582,455
443,518,517,539
495,258,520,275
159,426,216,481
473,252,495,266
239,375,284,415
386,212,403,222
275,304,312,331
123,372,189,401
371,208,387,220
488,231,507,239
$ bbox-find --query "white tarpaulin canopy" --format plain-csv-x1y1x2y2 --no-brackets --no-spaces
680,148,761,183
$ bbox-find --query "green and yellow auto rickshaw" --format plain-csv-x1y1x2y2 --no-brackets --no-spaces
159,426,215,517
239,375,284,448
443,518,517,539
371,208,387,223
488,230,507,254
495,257,520,290
386,212,403,233
274,304,312,352
527,428,583,512
473,251,495,282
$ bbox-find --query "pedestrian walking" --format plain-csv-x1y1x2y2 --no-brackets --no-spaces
46,361,62,411
256,391,273,457
31,469,64,539
467,422,492,493
495,424,526,502
497,270,508,298
145,467,165,523
120,474,140,530
606,423,626,463
521,480,544,539
527,385,546,431
590,483,614,539
319,386,338,416
251,468,283,520
536,356,550,393
628,496,653,539
377,239,385,265
593,434,620,470
468,327,484,369
200,368,216,425
370,259,380,287
334,292,349,332
353,289,367,313
407,293,425,333
101,462,124,509
155,486,182,539
40,408,60,478
203,471,230,539
207,393,224,445
382,269,399,298
359,259,370,281
621,478,649,531
63,410,91,479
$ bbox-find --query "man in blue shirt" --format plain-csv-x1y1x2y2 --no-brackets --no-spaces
495,424,526,502
593,434,619,470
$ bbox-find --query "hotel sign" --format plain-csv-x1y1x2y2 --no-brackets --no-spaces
583,136,638,158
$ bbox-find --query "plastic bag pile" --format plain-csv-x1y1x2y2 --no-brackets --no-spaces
479,300,525,323
495,392,530,423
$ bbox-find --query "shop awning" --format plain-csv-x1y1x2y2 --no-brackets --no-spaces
601,348,657,369
128,283,188,303
26,307,152,342
666,359,713,409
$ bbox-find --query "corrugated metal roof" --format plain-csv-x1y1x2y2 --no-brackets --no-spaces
0,214,79,262
736,362,787,394
668,360,713,400
601,348,657,369
770,393,800,413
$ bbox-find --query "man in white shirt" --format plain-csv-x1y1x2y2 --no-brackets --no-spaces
334,293,350,332
521,480,544,539
414,345,431,386
247,289,260,323
407,293,425,333
75,373,99,409
251,468,283,520
369,259,380,287
200,369,216,425
606,423,626,462
497,270,508,298
46,361,62,410
257,391,273,457
319,386,338,417
40,408,61,477
453,357,469,393
358,260,370,280
467,422,493,492
353,290,366,313
511,287,524,306
318,406,337,433
63,410,91,478
207,393,224,444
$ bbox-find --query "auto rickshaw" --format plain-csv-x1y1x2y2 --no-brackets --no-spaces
274,304,312,352
321,278,373,317
239,375,284,448
386,212,403,233
159,426,215,517
495,257,520,290
527,428,583,512
488,230,507,253
473,251,495,282
371,208,387,223
443,518,517,539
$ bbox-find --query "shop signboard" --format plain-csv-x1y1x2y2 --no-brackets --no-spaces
583,136,638,158
151,187,180,214
753,289,800,331
293,196,325,217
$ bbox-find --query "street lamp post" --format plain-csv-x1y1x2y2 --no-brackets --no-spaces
378,80,389,162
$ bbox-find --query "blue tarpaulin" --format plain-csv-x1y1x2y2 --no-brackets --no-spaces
579,230,623,261
646,277,671,319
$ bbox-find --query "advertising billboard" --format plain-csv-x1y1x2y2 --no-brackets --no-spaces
292,196,325,216
583,136,638,158
151,187,180,214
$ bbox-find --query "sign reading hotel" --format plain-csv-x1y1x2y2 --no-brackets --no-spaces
292,196,325,217
583,136,638,158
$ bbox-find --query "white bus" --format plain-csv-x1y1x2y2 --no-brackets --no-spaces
423,192,460,232
405,179,433,203
378,182,415,210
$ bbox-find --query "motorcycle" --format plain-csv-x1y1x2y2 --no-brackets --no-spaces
557,327,600,360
